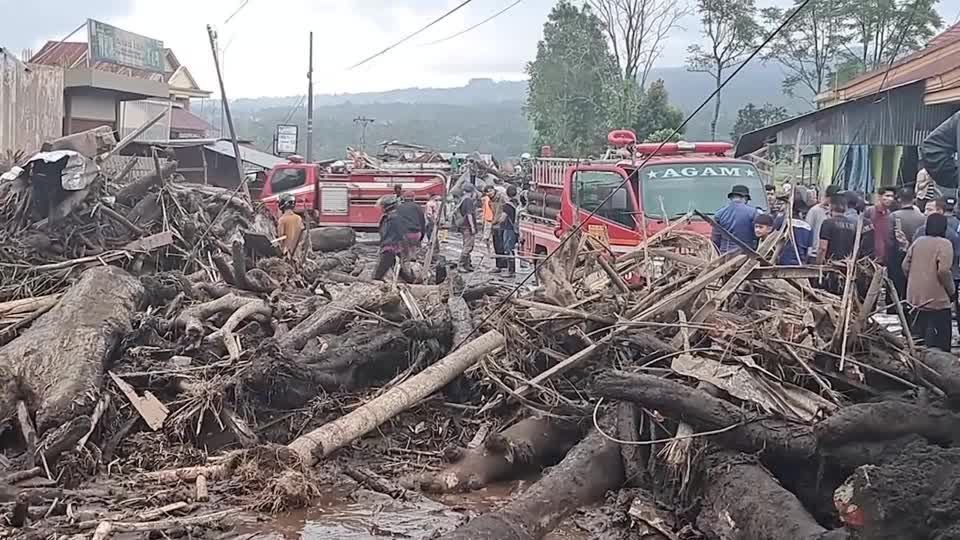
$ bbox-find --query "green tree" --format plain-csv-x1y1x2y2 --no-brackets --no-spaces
837,0,942,78
761,0,846,102
526,1,621,156
632,79,684,141
687,0,761,141
644,128,680,143
730,102,789,142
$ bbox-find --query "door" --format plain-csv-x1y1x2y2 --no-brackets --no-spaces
567,166,641,247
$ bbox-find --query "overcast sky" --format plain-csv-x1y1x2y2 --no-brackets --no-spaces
4,0,960,98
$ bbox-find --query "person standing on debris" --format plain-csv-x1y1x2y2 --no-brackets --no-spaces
864,187,896,264
773,197,813,266
490,187,509,274
456,183,479,272
500,185,520,278
912,197,960,329
889,188,926,300
424,195,442,245
805,185,841,262
903,212,956,352
765,184,777,211
395,192,426,261
711,184,759,253
817,195,861,292
373,195,407,281
276,193,304,260
481,186,495,249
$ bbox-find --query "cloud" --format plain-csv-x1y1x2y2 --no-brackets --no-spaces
0,0,134,55
8,0,960,97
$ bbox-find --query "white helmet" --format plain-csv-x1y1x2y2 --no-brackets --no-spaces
520,152,531,160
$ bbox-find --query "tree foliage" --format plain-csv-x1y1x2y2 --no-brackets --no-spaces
687,0,761,141
526,1,621,156
761,0,846,102
632,79,684,141
589,0,690,88
730,102,790,142
644,127,681,143
837,0,942,78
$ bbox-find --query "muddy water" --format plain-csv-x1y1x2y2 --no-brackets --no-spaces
242,481,588,539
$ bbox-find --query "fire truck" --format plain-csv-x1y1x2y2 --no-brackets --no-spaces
518,131,768,259
260,156,447,231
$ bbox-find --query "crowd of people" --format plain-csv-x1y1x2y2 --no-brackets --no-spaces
712,180,960,352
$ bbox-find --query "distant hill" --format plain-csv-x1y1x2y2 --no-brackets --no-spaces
199,63,809,158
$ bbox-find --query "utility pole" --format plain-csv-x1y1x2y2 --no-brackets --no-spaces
306,32,314,162
353,116,375,152
206,25,248,198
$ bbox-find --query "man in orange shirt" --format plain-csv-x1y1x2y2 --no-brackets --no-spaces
276,193,304,259
481,186,494,249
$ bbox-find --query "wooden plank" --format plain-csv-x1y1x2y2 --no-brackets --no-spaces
123,231,174,252
108,371,169,431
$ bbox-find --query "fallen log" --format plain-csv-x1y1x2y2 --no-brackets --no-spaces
814,400,960,448
279,283,399,352
0,266,143,435
437,429,623,540
696,452,834,540
409,416,582,494
310,227,357,253
287,330,504,466
593,370,816,462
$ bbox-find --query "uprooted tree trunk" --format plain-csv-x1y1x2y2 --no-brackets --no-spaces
437,429,623,540
696,451,835,540
594,370,817,463
287,330,505,466
279,283,400,353
0,266,143,435
409,416,583,494
309,227,357,253
245,326,414,408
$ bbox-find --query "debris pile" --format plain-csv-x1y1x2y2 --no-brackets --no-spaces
0,129,957,539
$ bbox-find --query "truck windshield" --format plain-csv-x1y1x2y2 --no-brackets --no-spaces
639,163,767,218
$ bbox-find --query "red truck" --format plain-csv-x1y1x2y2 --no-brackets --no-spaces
519,135,768,259
260,156,447,230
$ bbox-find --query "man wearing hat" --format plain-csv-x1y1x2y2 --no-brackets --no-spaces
711,184,760,254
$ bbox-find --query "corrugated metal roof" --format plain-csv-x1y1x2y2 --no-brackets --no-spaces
171,107,212,134
736,82,960,156
204,140,286,170
826,22,960,103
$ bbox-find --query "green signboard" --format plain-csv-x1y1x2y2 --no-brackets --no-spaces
87,19,164,73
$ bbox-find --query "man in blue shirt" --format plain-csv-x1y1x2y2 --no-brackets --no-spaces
712,184,759,253
771,198,813,266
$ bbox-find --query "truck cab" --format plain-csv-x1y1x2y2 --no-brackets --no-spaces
519,136,767,258
260,156,446,231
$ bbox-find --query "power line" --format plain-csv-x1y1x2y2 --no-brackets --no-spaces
423,0,524,46
348,0,476,69
444,0,816,355
224,0,254,24
828,0,928,186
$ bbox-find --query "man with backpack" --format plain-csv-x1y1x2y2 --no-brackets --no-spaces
455,183,479,272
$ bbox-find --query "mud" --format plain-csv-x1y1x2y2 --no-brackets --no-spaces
839,437,960,539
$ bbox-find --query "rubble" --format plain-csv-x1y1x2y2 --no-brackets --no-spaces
0,131,957,539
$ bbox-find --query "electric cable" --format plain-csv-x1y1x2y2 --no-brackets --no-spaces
423,0,524,46
349,0,476,69
444,0,816,358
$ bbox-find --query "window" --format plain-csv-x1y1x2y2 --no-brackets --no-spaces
572,170,635,229
639,163,767,219
270,168,306,193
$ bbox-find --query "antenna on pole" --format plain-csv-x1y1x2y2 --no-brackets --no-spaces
353,116,375,151
306,32,314,162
